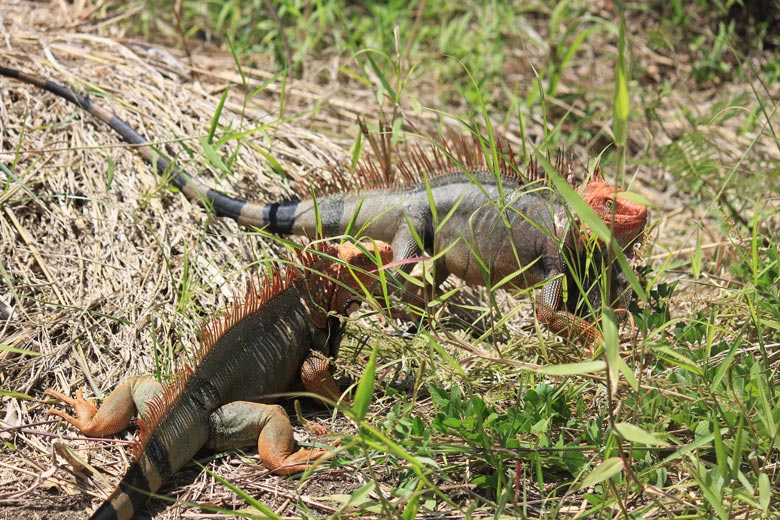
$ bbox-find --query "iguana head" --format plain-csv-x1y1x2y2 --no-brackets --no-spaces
300,241,393,327
581,167,648,249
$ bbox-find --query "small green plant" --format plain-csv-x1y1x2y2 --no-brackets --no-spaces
689,20,737,84
426,383,576,496
731,227,780,343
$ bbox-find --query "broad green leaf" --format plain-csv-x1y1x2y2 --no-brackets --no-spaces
578,457,624,489
614,422,669,447
693,461,728,520
759,472,770,513
540,361,605,376
616,356,638,391
324,482,376,508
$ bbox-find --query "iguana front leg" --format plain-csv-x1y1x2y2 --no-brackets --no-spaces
206,401,332,475
45,376,163,437
391,225,424,271
536,277,602,352
300,352,342,404
387,224,460,310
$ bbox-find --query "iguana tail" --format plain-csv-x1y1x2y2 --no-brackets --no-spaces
88,461,150,520
0,66,265,226
1,67,371,242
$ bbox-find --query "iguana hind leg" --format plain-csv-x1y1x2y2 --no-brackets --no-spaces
206,401,332,475
45,376,163,437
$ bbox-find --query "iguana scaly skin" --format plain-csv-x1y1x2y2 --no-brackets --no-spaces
44,240,393,520
0,67,648,349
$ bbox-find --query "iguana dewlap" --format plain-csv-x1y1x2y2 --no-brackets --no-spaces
0,67,648,349
45,241,392,520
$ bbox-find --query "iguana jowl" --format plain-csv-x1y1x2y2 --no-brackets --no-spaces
44,240,392,520
0,67,648,348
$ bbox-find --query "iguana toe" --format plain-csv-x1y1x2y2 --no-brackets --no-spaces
267,447,334,476
45,388,99,430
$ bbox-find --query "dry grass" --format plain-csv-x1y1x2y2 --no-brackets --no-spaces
1,1,779,519
0,3,383,517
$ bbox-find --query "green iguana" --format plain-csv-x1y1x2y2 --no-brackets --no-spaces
0,67,648,349
44,240,393,520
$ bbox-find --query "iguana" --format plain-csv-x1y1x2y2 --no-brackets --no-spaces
0,67,648,349
44,240,393,520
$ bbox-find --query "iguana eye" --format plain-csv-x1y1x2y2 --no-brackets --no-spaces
352,255,373,268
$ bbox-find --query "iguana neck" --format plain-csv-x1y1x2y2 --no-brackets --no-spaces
296,241,390,329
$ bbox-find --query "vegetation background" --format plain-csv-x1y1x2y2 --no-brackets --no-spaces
1,0,779,518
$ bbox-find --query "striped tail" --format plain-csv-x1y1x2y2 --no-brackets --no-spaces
88,462,153,520
0,66,254,225
0,66,349,238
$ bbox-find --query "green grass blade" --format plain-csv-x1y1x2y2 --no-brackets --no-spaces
539,361,605,376
207,88,229,144
612,12,629,152
577,456,624,490
352,342,377,422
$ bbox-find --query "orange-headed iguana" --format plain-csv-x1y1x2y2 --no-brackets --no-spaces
44,240,393,520
0,67,648,350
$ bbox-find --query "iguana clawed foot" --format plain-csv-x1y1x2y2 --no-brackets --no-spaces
45,388,108,438
301,352,345,406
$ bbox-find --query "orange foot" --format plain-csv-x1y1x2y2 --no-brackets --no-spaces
44,389,98,432
269,448,334,476
304,420,328,436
